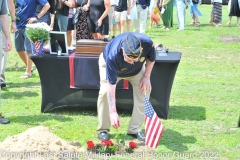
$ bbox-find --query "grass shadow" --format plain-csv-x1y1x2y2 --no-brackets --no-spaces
43,105,206,121
168,106,206,121
1,91,39,98
49,106,133,117
160,129,197,152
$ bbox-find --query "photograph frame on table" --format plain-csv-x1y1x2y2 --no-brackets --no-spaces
49,31,69,56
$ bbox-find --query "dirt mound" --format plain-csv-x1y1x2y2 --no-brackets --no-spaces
0,126,85,160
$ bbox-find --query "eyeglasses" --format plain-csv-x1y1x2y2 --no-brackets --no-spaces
126,50,143,59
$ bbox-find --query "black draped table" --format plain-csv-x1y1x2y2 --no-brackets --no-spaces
30,52,181,119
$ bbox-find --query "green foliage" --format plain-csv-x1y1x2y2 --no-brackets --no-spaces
26,23,50,44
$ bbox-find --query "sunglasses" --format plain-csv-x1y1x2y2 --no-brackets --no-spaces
126,49,143,59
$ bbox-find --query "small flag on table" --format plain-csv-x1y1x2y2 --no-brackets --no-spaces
144,94,164,148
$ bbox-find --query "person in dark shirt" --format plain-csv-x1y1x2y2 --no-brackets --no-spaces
97,32,156,141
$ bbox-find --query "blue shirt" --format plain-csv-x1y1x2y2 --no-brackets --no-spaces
103,32,156,85
16,0,48,29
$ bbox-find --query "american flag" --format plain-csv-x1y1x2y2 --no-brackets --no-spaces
144,95,164,148
34,41,42,52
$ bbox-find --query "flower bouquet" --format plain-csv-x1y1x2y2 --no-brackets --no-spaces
26,22,50,55
86,139,137,156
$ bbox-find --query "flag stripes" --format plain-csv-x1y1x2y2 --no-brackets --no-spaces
144,95,164,148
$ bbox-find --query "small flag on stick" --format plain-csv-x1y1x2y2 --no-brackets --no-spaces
144,94,164,148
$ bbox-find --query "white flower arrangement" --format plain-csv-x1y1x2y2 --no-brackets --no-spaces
26,22,51,44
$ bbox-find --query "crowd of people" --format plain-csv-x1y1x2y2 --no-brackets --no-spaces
0,0,240,143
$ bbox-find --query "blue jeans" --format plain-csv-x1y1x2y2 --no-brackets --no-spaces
176,0,186,30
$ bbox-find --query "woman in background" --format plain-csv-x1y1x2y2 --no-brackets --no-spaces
76,0,93,40
87,0,110,39
209,0,222,26
126,0,137,32
189,0,202,26
54,0,76,31
226,0,240,25
157,0,174,30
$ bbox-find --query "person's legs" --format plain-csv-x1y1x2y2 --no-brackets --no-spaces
226,16,232,25
138,6,148,33
112,18,117,38
133,5,141,32
194,11,200,26
209,10,214,25
96,53,111,135
119,11,127,34
0,32,9,124
56,13,68,32
237,17,240,25
176,1,185,30
126,18,131,32
72,26,76,46
126,66,150,134
15,29,32,78
1,32,7,87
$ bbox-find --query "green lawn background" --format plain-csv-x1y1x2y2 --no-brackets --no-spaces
0,4,239,160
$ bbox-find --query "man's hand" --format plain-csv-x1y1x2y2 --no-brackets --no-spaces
5,38,12,52
27,17,37,24
11,22,17,33
140,76,151,94
110,111,120,129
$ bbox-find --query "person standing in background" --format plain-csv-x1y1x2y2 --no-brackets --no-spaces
114,0,131,34
209,0,222,26
157,0,174,30
0,0,12,124
148,0,156,28
108,0,119,38
126,0,137,32
54,0,76,32
226,0,240,26
87,0,111,39
175,0,188,31
66,8,75,47
76,0,93,40
0,0,16,88
189,0,202,26
133,0,150,33
15,0,50,79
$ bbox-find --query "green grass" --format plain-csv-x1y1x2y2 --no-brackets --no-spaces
1,5,240,160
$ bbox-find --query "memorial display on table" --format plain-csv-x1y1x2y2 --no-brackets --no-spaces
76,39,109,56
26,22,50,56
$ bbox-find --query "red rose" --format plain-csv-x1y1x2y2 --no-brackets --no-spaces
101,140,113,146
129,141,137,149
86,140,95,149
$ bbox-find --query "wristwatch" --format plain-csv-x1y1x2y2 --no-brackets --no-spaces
35,16,39,20
11,19,16,22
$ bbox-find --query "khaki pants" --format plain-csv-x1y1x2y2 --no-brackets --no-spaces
97,53,150,134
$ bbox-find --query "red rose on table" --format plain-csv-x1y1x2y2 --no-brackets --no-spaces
101,140,113,146
86,140,95,149
129,141,137,149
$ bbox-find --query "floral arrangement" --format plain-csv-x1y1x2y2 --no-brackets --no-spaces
86,139,137,155
26,22,50,44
